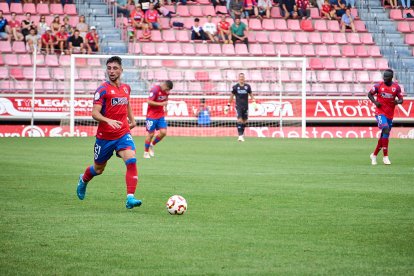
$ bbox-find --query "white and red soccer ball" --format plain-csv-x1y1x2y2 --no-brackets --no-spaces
166,195,187,215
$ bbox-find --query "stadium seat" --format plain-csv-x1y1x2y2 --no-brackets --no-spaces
300,20,314,31
287,19,301,31
341,45,356,57
315,44,329,56
209,44,222,55
182,43,196,55
405,34,414,45
0,80,14,91
0,54,3,66
175,59,190,68
290,44,303,56
347,33,361,44
156,43,170,55
328,45,341,56
262,44,276,56
367,45,382,57
189,5,203,17
5,54,19,66
184,70,196,81
355,45,369,57
285,83,299,95
160,18,171,29
310,7,321,19
274,19,288,31
235,44,249,56
169,43,183,55
18,54,32,66
302,44,316,56
262,70,277,81
270,7,282,18
317,71,331,82
162,30,176,42
410,22,414,32
337,83,353,95
327,20,340,32
309,58,324,69
247,32,256,43
308,32,322,44
248,44,263,56
23,3,36,14
397,21,411,33
150,30,162,42
0,3,10,13
177,6,190,16
50,4,64,15
295,32,309,44
360,33,374,44
36,3,49,15
349,58,363,70
63,4,77,15
314,20,328,32
370,71,382,82
203,5,216,16
45,55,59,67
275,44,289,56
333,32,347,44
356,71,370,82
282,32,295,43
203,60,216,68
222,44,235,56
330,71,343,82
52,68,66,81
321,32,335,44
162,60,176,68
262,19,275,30
78,68,93,80
248,70,262,81
255,32,269,43
10,3,23,14
335,58,349,70
10,68,24,80
354,21,367,32
215,6,227,14
176,30,190,42
269,32,282,43
22,67,34,80
0,41,12,53
389,9,403,20
142,43,156,55
277,70,290,82
290,71,302,82
363,58,376,70
249,18,262,30
168,71,184,81
376,58,389,70
324,83,339,95
323,57,336,70
195,43,209,55
12,41,26,53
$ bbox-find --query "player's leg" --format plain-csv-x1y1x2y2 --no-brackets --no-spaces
150,117,167,156
116,134,142,209
381,117,393,165
144,118,156,158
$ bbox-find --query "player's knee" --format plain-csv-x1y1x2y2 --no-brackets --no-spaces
382,127,390,135
93,167,105,175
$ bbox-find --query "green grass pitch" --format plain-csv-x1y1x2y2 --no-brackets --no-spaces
1,137,413,275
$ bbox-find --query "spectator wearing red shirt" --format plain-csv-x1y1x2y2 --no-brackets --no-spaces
144,3,161,30
85,26,100,54
296,0,311,18
41,27,58,54
56,25,69,55
140,22,151,41
321,0,336,19
131,4,145,30
8,12,24,41
217,15,231,44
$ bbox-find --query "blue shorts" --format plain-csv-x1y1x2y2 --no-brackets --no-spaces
375,115,393,130
94,133,136,164
146,117,167,133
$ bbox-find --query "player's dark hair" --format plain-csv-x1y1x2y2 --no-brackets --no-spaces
106,56,122,66
165,80,173,90
194,18,200,22
383,69,394,79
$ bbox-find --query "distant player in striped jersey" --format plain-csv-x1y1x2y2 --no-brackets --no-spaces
76,56,142,209
224,73,257,142
368,69,404,165
143,80,174,159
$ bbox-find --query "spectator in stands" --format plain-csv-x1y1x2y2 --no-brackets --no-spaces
244,0,260,18
41,27,57,54
330,0,346,17
21,12,36,38
340,8,356,32
63,16,74,36
140,22,152,40
231,17,249,50
296,0,311,18
61,0,74,5
26,27,41,54
85,26,100,54
157,2,176,18
257,0,272,18
212,0,227,9
68,29,86,54
400,0,411,9
114,0,131,17
194,98,211,126
38,15,49,36
230,0,244,20
281,0,299,19
384,0,397,8
217,15,231,44
190,18,207,43
203,15,219,42
344,0,355,8
76,15,89,39
0,10,10,42
51,15,61,34
321,0,336,19
131,4,145,29
8,12,24,41
145,3,161,30
56,25,69,55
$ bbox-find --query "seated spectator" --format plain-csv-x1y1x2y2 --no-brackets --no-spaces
231,17,249,50
8,12,24,41
56,25,69,55
400,0,411,9
194,98,211,126
140,22,152,40
114,0,131,17
51,15,61,34
244,0,260,18
68,29,86,54
296,0,311,18
203,15,219,42
62,16,74,36
85,26,100,54
157,2,176,18
41,27,58,54
190,18,207,43
281,0,299,19
230,0,244,19
0,10,10,42
21,12,36,38
257,0,272,18
217,15,231,44
383,0,397,8
321,0,336,19
212,0,227,9
26,28,41,54
131,4,145,29
330,0,346,17
76,15,89,39
38,15,49,36
340,8,356,32
145,3,161,30
345,0,355,8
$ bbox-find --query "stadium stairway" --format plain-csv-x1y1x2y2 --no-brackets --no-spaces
76,0,127,54
357,0,414,94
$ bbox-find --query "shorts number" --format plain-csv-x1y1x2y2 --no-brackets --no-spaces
146,120,153,130
94,144,101,160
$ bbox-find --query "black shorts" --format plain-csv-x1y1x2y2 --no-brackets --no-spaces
236,106,248,120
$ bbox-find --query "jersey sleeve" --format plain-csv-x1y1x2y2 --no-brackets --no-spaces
148,86,159,101
396,84,403,100
247,84,252,94
93,85,107,105
369,83,379,95
231,85,237,95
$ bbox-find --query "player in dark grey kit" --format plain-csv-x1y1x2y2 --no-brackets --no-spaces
224,73,257,142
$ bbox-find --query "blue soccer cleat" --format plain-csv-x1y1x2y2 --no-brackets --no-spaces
126,195,142,209
77,174,88,200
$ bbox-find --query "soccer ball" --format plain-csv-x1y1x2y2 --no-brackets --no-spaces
166,195,187,215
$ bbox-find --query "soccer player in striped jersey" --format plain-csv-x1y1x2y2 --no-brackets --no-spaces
76,56,142,209
143,80,173,159
368,69,404,165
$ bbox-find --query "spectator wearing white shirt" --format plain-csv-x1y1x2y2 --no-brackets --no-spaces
203,15,219,42
190,18,207,43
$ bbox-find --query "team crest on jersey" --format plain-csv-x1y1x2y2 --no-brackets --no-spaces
392,87,396,92
111,90,115,94
149,92,154,97
94,92,100,100
111,97,128,105
123,87,129,94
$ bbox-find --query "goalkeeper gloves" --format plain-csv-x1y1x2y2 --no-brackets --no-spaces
224,104,230,114
252,100,258,110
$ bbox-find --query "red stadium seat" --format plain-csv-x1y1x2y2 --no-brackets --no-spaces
209,44,222,55
5,54,19,66
177,6,190,16
63,4,77,15
78,68,93,80
330,71,344,82
12,41,26,53
287,19,301,31
45,55,59,67
203,5,216,16
0,54,3,66
262,44,276,56
308,32,322,44
23,3,36,14
69,16,79,27
370,71,382,82
290,71,302,82
327,20,340,32
18,54,32,66
323,57,336,70
270,7,282,18
22,67,34,79
247,32,256,43
160,18,171,29
175,59,190,68
347,33,361,44
235,44,249,56
360,33,374,44
315,44,329,56
341,45,356,57
317,71,331,82
321,32,335,44
300,19,314,31
397,21,411,33
324,83,339,94
195,43,209,55
10,3,23,14
0,80,14,91
162,30,176,42
156,43,170,55
255,32,269,43
405,34,414,45
290,44,303,56
150,30,162,42
58,55,71,66
328,45,341,56
203,60,216,68
389,9,403,20
51,68,65,80
275,44,289,56
274,19,288,31
338,83,353,95
222,44,235,55
262,19,275,30
169,43,183,55
410,22,414,31
335,58,349,70
367,45,382,57
363,58,376,70
142,43,156,55
309,58,324,70
349,58,363,70
356,71,370,82
249,44,263,56
314,20,328,31
295,32,309,44
333,32,347,44
355,45,369,57
376,58,389,70
281,32,295,43
34,55,45,67
189,6,203,17
310,7,321,19
36,3,49,15
0,41,12,53
269,32,282,43
215,6,227,14
0,3,10,13
10,68,24,79
50,4,64,15
168,71,184,81
176,30,190,42
302,44,316,56
354,21,366,32
249,18,262,30
182,43,196,55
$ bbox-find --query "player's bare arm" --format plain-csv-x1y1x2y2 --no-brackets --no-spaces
395,96,403,105
367,92,381,108
148,100,168,106
127,103,137,129
91,104,122,129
